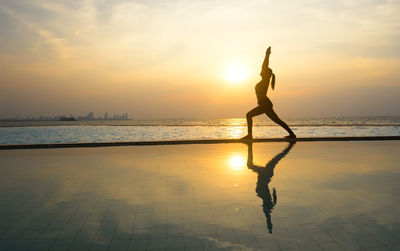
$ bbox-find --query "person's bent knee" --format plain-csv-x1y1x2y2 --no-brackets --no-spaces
246,112,252,119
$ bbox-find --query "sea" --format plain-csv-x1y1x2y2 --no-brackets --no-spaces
0,116,399,145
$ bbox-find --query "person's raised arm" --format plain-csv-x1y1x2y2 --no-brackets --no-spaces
262,46,271,72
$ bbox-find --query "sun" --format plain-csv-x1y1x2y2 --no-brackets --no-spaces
224,61,248,83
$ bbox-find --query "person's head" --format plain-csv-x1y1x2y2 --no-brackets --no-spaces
260,68,276,89
260,67,272,79
268,222,273,233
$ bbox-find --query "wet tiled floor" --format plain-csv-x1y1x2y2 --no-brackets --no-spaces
0,141,399,250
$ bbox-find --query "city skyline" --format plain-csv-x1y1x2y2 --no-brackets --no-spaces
1,111,129,121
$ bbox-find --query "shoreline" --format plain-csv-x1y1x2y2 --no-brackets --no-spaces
1,135,400,150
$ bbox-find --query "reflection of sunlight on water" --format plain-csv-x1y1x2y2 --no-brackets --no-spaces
222,118,246,126
229,155,246,171
227,126,246,138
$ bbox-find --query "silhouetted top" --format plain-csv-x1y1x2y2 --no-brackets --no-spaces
255,79,270,105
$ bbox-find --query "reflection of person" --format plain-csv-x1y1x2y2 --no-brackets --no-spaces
246,142,295,233
241,46,296,140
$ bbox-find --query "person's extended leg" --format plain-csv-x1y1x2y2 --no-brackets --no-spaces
241,106,264,139
266,109,296,138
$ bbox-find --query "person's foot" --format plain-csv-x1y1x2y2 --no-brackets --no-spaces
241,134,253,140
284,134,296,139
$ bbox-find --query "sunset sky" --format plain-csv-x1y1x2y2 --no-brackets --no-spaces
1,0,399,119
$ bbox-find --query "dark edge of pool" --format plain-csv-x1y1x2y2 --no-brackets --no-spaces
1,136,400,150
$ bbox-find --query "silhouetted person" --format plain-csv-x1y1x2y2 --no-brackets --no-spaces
246,142,295,233
241,46,296,139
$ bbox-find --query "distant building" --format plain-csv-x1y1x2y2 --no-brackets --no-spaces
87,112,94,120
104,113,108,119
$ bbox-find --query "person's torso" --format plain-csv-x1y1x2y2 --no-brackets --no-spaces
255,80,269,103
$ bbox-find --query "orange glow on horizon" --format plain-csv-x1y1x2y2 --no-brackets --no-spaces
1,0,399,118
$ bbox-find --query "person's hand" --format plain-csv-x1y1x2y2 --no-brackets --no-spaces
266,46,271,55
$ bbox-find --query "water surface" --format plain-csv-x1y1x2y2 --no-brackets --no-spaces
0,141,399,250
1,116,399,144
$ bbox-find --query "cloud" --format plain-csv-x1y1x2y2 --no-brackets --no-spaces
0,0,400,118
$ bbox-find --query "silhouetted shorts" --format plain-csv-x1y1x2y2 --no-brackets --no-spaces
258,98,273,110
